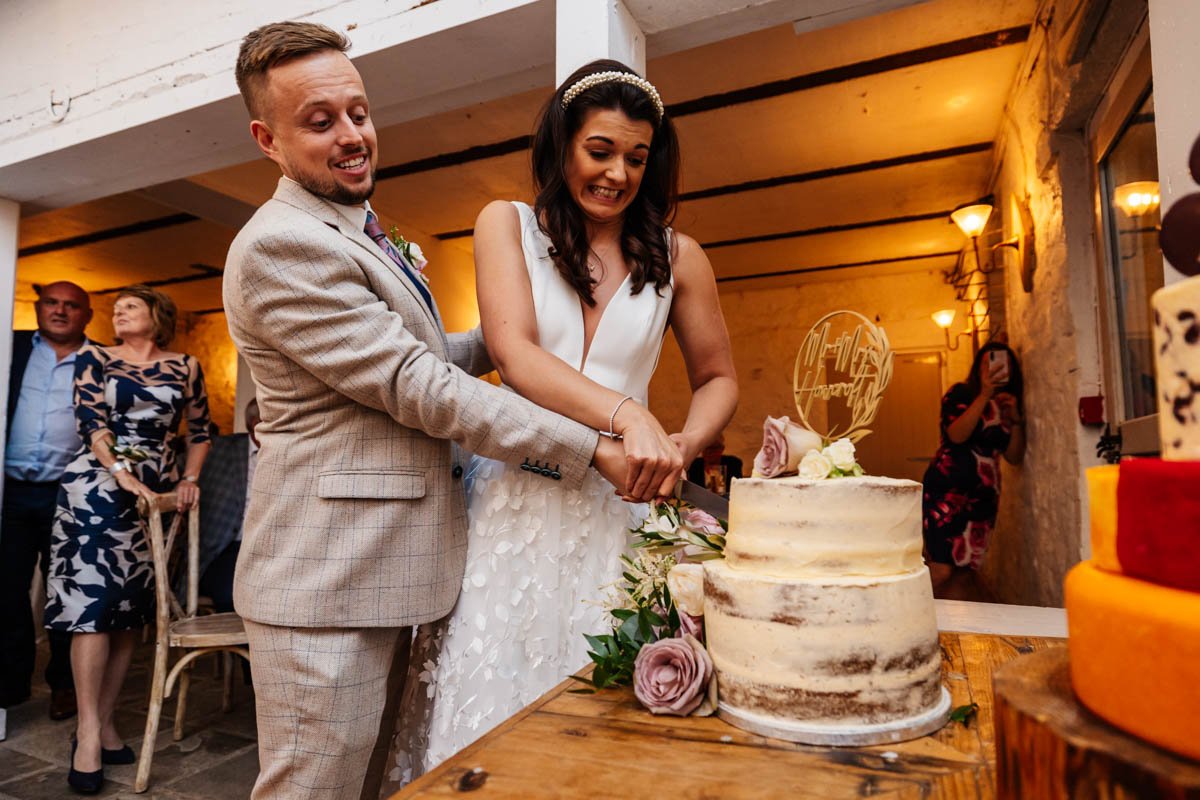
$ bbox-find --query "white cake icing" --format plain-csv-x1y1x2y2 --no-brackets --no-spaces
1152,277,1200,460
704,475,945,740
724,475,923,578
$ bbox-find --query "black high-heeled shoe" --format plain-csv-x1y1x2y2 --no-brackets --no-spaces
68,738,104,795
101,744,136,765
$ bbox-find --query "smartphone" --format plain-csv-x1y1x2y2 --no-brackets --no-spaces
988,350,1010,384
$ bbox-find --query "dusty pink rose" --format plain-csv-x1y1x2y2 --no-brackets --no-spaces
677,611,704,641
682,508,723,536
752,416,823,477
633,634,714,716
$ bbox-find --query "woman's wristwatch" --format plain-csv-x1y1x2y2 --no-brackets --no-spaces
182,474,199,483
109,460,131,477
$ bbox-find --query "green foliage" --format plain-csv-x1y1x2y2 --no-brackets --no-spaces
949,702,979,727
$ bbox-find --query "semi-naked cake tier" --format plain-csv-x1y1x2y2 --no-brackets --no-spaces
705,475,949,745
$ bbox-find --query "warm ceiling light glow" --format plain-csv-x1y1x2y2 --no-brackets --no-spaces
1113,181,1161,217
950,204,993,238
931,309,956,329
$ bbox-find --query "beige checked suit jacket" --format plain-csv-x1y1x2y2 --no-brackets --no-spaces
223,178,598,629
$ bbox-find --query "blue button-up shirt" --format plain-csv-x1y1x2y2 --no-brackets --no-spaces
4,333,87,482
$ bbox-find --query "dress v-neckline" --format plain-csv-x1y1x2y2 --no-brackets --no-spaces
578,271,632,372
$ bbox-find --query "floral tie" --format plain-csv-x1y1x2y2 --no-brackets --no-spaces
363,210,435,315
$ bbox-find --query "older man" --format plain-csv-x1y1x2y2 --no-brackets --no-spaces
225,22,636,800
1,282,92,720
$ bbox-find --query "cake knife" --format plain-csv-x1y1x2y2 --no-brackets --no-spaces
675,478,729,520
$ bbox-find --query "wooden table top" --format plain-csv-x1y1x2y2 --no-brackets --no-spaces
395,630,1065,799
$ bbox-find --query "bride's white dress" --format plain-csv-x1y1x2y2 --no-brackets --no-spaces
387,202,673,784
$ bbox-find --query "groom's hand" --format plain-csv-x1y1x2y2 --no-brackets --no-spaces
592,436,629,495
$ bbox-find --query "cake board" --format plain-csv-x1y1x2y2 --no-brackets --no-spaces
716,686,951,746
993,647,1200,799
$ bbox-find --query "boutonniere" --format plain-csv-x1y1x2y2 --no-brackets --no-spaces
389,226,429,279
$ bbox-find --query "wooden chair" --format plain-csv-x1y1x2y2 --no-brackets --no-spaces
134,492,250,794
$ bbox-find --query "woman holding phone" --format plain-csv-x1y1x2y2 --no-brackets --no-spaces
921,340,1025,599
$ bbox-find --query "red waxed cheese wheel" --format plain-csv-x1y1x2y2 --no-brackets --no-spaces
1115,458,1200,592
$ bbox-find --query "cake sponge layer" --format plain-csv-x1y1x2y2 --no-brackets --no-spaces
1066,561,1200,761
704,560,942,726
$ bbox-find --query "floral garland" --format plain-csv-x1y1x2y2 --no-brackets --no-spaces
576,499,723,716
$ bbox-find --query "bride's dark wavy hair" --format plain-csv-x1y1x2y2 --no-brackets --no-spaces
531,59,680,306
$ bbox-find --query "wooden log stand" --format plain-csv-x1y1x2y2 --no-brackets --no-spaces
993,647,1200,799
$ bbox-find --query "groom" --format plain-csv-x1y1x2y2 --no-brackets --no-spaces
226,22,632,799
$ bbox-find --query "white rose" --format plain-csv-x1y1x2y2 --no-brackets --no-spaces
823,437,857,471
406,241,428,271
666,563,705,617
798,449,833,480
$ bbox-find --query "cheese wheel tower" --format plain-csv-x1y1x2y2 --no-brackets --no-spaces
1067,276,1200,761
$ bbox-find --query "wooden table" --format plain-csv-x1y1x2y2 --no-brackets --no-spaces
395,626,1064,798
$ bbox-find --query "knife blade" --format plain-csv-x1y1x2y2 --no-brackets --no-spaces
675,478,729,520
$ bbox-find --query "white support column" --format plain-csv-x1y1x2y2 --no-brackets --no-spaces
556,0,646,85
0,198,19,514
1149,0,1200,285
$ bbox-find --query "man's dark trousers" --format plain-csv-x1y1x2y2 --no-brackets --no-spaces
0,479,74,706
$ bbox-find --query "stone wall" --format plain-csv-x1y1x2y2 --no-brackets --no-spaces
648,265,974,472
978,0,1111,606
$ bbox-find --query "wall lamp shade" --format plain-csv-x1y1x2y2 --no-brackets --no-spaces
931,309,956,329
1113,181,1161,217
951,203,994,237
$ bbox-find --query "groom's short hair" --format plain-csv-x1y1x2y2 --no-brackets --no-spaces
236,21,350,120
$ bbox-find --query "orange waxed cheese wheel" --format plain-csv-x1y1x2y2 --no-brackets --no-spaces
1065,561,1200,761
1084,466,1120,574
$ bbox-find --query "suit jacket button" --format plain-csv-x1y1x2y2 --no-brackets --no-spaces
452,465,464,479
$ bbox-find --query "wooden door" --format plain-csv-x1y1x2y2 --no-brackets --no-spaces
828,350,944,482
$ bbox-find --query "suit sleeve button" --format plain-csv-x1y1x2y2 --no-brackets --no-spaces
452,465,464,479
551,471,562,481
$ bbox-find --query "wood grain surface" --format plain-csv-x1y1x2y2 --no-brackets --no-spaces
393,632,1061,799
994,647,1200,799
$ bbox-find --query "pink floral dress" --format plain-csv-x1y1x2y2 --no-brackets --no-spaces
921,383,1012,569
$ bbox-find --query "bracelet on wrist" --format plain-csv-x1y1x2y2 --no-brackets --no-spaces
608,395,634,440
182,474,199,483
109,460,131,477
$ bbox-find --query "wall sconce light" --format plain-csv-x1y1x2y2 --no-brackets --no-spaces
1113,180,1161,217
950,202,994,238
931,308,971,351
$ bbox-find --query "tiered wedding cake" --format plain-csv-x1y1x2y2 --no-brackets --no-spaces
1066,276,1200,761
703,312,949,745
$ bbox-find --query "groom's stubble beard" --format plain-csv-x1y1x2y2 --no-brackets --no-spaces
288,151,377,206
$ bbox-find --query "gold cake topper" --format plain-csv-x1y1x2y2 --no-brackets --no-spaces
792,310,894,443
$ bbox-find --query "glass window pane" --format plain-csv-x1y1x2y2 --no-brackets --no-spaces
1101,91,1162,420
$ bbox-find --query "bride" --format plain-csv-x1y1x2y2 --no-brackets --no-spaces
390,59,737,782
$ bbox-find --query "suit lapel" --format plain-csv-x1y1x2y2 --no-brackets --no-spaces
271,179,442,332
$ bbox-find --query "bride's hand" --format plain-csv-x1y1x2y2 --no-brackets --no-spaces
614,403,684,501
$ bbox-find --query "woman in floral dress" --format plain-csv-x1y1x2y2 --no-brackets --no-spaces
45,285,211,794
922,341,1025,599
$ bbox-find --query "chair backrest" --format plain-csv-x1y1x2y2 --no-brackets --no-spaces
138,493,201,635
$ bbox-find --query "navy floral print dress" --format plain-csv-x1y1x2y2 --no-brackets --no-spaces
44,346,211,633
921,383,1012,569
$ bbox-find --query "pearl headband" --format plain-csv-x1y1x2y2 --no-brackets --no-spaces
560,70,664,122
